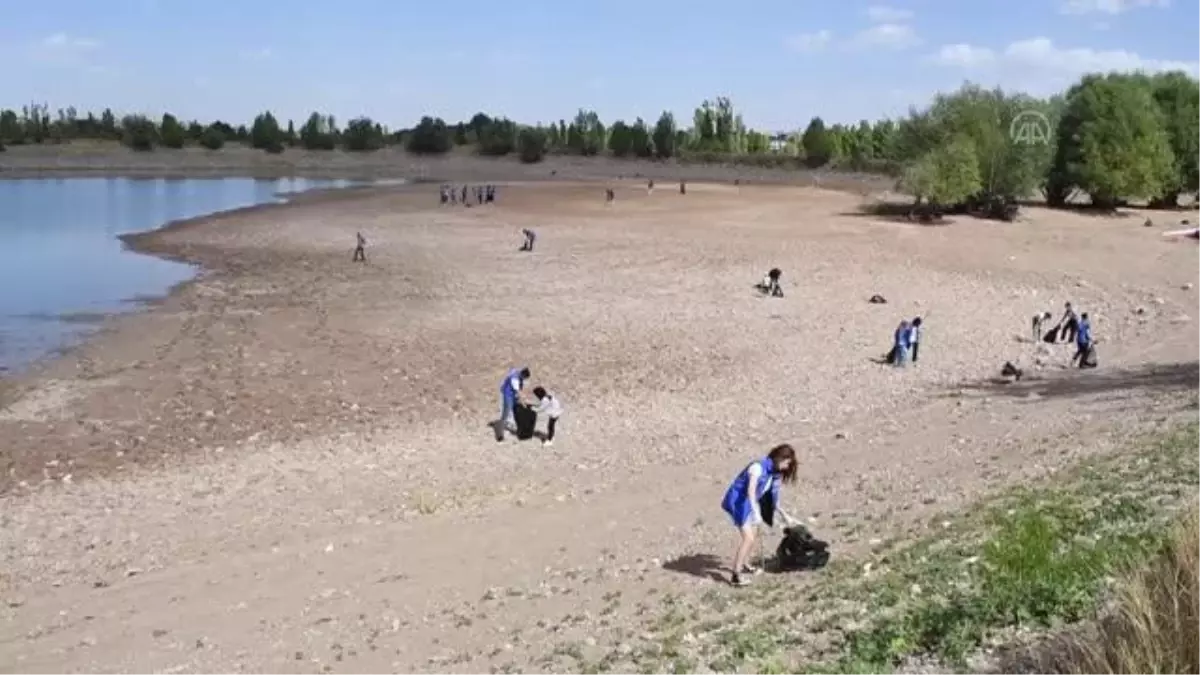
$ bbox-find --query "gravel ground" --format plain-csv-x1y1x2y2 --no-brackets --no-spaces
0,178,1196,673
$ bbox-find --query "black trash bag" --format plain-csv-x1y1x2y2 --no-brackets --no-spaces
1042,325,1060,343
776,525,831,572
1001,361,1024,380
1081,344,1098,369
513,402,538,440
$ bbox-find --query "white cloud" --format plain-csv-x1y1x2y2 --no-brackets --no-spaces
864,5,914,22
1004,37,1198,75
42,33,101,50
1060,0,1169,15
927,43,997,67
785,29,834,52
849,23,921,50
28,33,102,68
925,37,1199,94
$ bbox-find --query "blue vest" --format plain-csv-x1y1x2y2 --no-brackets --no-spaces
722,457,780,512
500,368,522,398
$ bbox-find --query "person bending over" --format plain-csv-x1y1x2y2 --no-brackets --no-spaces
1060,302,1079,344
497,366,531,441
721,443,799,587
520,228,537,252
531,386,563,447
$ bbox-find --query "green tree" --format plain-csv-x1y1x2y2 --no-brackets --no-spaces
1148,72,1200,207
250,111,284,153
478,117,518,156
608,120,633,157
199,125,225,150
1051,73,1175,209
630,118,654,158
653,111,677,159
801,117,834,167
569,109,605,156
900,135,983,206
406,116,452,154
299,112,336,150
0,109,21,144
343,116,384,152
518,126,548,163
121,115,159,152
159,113,185,149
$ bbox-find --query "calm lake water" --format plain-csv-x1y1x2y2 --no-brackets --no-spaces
0,177,362,374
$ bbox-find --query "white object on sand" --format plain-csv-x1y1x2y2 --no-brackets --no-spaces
1161,227,1199,239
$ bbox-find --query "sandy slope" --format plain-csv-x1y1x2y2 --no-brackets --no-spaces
0,180,1196,673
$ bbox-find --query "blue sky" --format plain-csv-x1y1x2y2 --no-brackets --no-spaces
2,0,1197,133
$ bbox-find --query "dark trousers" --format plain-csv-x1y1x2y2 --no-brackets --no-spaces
911,341,920,363
1072,341,1090,367
1062,319,1078,344
352,246,365,262
547,416,559,441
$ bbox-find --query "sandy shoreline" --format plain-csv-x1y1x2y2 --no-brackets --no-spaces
0,175,1195,672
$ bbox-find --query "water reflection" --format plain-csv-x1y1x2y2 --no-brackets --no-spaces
0,177,363,373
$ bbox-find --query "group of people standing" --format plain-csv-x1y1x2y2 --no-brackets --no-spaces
441,183,497,206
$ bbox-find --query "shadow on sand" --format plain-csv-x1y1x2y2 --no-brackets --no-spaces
944,361,1199,408
662,554,729,583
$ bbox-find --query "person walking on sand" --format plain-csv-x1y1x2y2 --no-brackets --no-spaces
721,444,799,587
1071,312,1093,368
497,367,531,441
530,386,563,447
352,232,367,263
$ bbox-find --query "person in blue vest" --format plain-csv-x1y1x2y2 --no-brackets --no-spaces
721,443,799,586
497,366,531,441
1071,312,1093,368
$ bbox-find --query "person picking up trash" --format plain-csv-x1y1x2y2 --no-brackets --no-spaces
530,386,564,447
721,443,799,587
497,366,531,441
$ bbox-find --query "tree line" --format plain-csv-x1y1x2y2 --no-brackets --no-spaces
0,70,1196,210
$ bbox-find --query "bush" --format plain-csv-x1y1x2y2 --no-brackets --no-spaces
121,115,158,152
406,116,452,155
199,127,225,150
518,127,548,163
160,113,185,149
343,117,384,152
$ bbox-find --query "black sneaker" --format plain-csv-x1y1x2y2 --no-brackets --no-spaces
730,573,751,587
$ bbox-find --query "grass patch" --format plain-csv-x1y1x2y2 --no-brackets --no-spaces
591,421,1198,674
999,508,1199,673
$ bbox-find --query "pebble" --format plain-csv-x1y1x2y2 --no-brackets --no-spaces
1184,283,1194,291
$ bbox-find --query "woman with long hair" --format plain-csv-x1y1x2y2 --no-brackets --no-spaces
721,443,799,586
